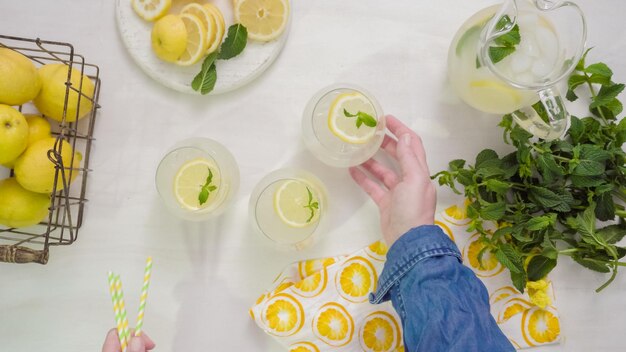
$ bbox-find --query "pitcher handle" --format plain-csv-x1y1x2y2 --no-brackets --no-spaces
511,86,569,141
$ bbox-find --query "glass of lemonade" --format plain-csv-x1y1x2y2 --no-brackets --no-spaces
249,169,328,250
156,137,239,221
302,84,385,167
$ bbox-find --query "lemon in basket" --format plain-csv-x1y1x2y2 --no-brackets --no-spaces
24,115,51,147
14,137,81,194
0,48,41,106
33,63,95,122
0,178,50,228
0,104,29,165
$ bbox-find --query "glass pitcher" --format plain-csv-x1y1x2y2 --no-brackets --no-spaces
447,0,586,140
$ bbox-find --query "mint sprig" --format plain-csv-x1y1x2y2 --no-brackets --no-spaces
192,23,248,95
476,15,521,68
198,168,217,205
303,187,319,223
343,109,377,128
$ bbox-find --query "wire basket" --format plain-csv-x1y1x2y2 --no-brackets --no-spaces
0,35,101,264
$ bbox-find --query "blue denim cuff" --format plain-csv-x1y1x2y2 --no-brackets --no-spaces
369,225,462,304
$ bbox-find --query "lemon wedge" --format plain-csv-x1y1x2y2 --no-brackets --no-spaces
274,179,319,228
181,3,216,51
203,3,226,54
131,0,171,22
328,92,378,144
176,13,209,66
235,0,289,42
174,158,220,210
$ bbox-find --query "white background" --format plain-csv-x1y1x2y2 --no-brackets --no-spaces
1,0,626,351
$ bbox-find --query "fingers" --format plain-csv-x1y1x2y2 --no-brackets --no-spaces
381,135,397,159
396,134,422,179
128,336,146,352
140,333,156,350
360,159,399,189
384,115,429,170
102,329,121,352
349,167,386,206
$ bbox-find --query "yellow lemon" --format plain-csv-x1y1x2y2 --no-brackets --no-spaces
34,64,95,122
0,178,50,228
263,293,305,337
176,13,209,66
235,0,289,42
336,256,378,302
203,3,225,54
359,312,401,352
181,3,217,52
328,92,378,144
289,342,320,352
131,0,171,22
14,137,81,194
313,302,354,347
151,14,188,63
0,104,28,165
173,158,221,210
522,307,560,346
274,179,320,228
0,48,41,106
24,114,51,146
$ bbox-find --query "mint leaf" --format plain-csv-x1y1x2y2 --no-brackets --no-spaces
489,46,515,64
357,112,377,127
495,244,523,273
218,24,248,60
572,255,610,273
585,63,612,79
475,149,499,168
597,224,626,244
192,52,219,95
590,83,625,109
527,256,557,281
479,201,506,221
198,188,209,205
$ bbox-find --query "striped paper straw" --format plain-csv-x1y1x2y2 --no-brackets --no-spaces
135,257,153,337
107,272,125,349
114,274,131,352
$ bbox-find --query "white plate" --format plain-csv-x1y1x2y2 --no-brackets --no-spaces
115,0,291,95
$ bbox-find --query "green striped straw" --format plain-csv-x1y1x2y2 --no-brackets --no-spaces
134,256,153,337
107,272,125,349
114,274,131,352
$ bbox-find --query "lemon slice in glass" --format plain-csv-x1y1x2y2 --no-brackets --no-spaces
181,3,216,51
174,158,220,210
468,79,522,113
203,4,226,54
176,13,209,66
328,92,378,144
235,0,289,42
131,0,171,22
274,179,319,228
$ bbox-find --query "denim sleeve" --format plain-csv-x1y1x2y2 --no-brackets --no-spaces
370,225,515,352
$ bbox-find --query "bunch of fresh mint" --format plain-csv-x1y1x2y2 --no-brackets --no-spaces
434,49,626,293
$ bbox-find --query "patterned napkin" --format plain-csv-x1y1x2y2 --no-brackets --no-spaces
250,205,561,351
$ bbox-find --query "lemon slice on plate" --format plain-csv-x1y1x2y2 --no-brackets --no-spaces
174,158,220,210
204,3,225,54
274,179,319,228
131,0,171,21
180,3,216,51
176,13,209,66
328,92,378,144
235,0,289,42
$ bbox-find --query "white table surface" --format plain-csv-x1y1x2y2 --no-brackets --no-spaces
1,0,626,351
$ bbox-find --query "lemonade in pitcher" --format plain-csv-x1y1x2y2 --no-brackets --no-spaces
447,0,587,140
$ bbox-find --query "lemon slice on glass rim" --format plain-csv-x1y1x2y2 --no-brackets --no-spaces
131,0,171,21
328,92,378,144
274,179,319,228
174,158,221,210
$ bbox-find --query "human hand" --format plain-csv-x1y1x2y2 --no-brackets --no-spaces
349,115,436,246
102,328,156,352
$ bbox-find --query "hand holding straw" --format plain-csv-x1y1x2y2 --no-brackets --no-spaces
135,256,153,337
114,274,131,352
